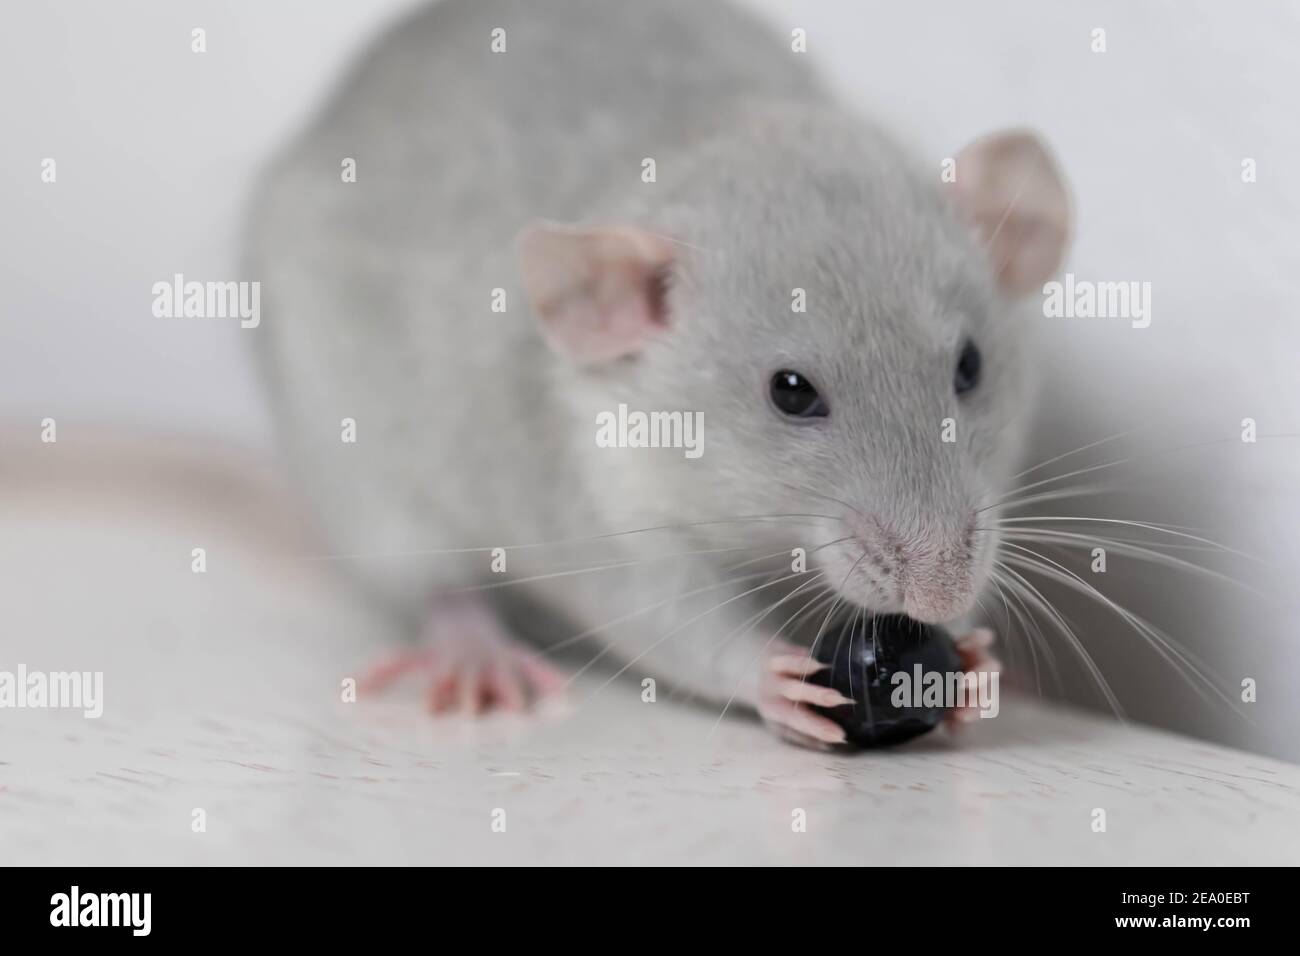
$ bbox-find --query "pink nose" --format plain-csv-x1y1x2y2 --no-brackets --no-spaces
851,513,978,623
902,572,976,623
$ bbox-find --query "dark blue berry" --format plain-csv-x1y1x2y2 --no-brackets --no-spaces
809,614,961,747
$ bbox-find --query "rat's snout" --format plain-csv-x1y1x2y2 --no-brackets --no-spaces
845,513,981,624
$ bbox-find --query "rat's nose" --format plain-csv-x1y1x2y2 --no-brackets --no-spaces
850,513,979,624
902,574,976,624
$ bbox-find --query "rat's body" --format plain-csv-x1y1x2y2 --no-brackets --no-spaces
249,0,1070,745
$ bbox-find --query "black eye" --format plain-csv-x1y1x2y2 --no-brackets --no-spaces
770,370,829,418
954,340,982,395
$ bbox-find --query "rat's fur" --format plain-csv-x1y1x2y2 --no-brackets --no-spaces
248,0,1049,707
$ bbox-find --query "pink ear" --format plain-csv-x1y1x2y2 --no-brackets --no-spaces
517,222,676,364
950,130,1072,298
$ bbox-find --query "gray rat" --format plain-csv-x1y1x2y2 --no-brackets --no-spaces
247,0,1070,747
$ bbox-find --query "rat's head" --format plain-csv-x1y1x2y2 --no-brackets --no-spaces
519,113,1071,625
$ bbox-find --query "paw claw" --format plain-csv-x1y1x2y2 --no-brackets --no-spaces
774,677,852,708
767,654,830,676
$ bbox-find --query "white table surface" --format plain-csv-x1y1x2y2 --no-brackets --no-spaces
3,434,1298,865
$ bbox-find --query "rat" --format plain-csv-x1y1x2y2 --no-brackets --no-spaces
246,0,1071,748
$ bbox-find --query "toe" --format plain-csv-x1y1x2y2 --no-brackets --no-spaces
424,652,462,713
773,677,853,708
955,627,1000,673
762,697,847,746
767,654,830,677
956,627,995,652
359,651,426,694
426,665,460,713
518,653,567,698
945,668,998,730
484,661,527,711
457,665,487,714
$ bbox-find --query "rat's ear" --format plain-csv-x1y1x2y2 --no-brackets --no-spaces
949,130,1072,298
517,222,676,364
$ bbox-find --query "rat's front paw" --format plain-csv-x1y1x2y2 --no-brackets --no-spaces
360,595,565,714
757,641,853,749
945,626,1002,729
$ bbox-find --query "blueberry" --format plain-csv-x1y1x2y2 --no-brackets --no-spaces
808,614,961,747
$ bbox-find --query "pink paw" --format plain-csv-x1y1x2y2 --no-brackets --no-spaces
360,597,565,714
945,626,1002,729
757,641,853,749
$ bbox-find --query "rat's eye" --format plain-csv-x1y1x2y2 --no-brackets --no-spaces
770,370,829,418
954,340,982,396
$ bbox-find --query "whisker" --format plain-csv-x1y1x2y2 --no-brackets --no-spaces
699,571,830,683
981,459,1130,513
446,544,766,593
776,479,868,526
989,431,1300,514
573,566,825,701
845,599,865,704
825,599,857,703
800,550,868,695
542,565,782,657
982,483,1116,515
997,529,1268,600
864,612,881,728
1000,542,1248,718
706,581,838,736
1007,425,1147,483
722,534,854,574
1003,551,1229,713
994,516,1264,565
991,562,1056,696
995,560,1126,719
303,512,840,562
1000,530,1225,553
